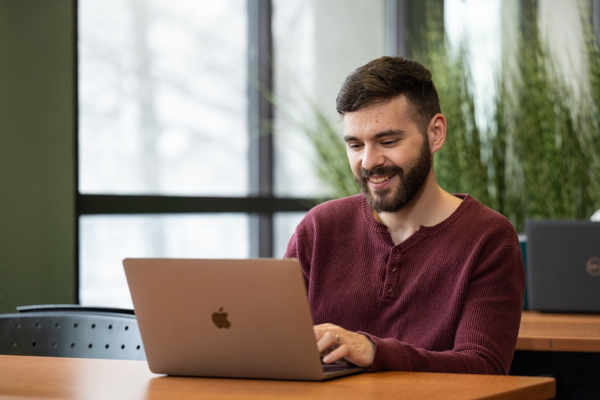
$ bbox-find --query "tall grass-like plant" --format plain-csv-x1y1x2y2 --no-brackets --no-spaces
418,0,600,230
269,79,358,200
281,2,600,229
580,9,600,209
415,1,491,209
509,2,599,227
487,78,523,227
290,103,358,199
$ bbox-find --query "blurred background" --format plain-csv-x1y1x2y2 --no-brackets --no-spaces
1,0,598,310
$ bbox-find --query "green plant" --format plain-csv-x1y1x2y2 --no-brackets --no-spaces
283,2,600,230
507,2,600,228
266,82,358,200
418,0,600,230
414,1,491,209
580,8,600,210
292,103,358,199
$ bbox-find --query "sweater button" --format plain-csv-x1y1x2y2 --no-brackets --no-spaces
392,248,399,254
389,266,397,272
385,285,394,292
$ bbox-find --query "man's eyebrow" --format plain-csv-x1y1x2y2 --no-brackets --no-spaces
373,129,406,139
343,129,406,143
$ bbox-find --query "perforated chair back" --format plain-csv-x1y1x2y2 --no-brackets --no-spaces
0,305,146,360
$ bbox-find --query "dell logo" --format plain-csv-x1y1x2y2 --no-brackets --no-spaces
586,257,600,277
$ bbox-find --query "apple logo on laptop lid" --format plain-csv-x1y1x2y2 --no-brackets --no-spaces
212,307,231,329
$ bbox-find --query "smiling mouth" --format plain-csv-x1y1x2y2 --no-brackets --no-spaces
368,174,395,184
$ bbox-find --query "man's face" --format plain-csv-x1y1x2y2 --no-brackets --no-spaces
343,96,433,213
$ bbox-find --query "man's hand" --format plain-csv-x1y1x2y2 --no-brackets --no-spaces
314,323,375,367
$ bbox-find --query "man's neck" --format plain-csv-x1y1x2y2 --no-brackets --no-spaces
373,179,463,245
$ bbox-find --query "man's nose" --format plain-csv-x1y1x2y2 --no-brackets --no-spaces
362,145,385,171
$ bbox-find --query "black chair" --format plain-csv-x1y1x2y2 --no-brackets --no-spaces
0,304,146,360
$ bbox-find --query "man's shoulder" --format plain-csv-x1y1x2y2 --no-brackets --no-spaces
288,194,371,259
464,195,513,225
298,194,365,230
459,195,519,242
308,194,364,217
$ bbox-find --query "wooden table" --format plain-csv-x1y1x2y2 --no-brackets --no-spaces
512,311,600,398
0,355,554,400
516,311,600,352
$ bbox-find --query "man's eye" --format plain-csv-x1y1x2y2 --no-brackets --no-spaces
382,140,398,146
348,143,363,149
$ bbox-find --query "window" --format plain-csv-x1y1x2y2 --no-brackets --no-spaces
78,0,390,307
444,0,501,132
272,0,386,197
79,214,249,308
79,0,248,196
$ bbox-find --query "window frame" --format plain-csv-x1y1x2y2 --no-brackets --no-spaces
75,0,410,303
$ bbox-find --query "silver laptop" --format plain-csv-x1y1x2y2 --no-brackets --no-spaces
527,220,600,313
123,258,364,380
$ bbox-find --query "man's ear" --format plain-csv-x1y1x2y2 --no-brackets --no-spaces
427,113,447,153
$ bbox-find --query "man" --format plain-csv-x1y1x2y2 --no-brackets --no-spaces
284,56,525,374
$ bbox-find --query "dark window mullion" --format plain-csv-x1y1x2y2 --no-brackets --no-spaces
248,0,274,257
78,194,318,215
74,0,80,304
385,0,410,57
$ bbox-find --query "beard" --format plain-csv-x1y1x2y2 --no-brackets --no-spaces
356,140,432,213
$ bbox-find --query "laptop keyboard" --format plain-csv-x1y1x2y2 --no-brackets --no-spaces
322,364,354,373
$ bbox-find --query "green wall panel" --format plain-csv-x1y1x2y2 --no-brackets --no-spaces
0,0,76,313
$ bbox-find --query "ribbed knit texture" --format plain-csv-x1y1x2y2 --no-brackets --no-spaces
285,194,525,374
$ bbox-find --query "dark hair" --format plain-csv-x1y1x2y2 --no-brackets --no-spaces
336,56,441,135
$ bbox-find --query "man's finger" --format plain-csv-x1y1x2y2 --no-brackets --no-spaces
313,327,325,340
316,331,338,353
313,324,337,340
322,344,349,364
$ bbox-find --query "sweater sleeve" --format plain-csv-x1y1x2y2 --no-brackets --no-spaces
283,222,311,290
362,240,525,375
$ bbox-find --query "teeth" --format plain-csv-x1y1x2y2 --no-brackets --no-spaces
369,175,391,184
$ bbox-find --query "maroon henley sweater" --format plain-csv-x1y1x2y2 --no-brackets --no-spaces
285,194,525,374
